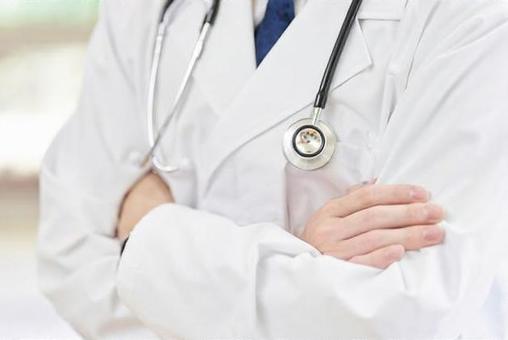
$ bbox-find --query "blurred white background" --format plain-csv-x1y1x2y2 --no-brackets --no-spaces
0,1,99,338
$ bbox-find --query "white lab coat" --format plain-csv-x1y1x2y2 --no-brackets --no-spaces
38,0,508,338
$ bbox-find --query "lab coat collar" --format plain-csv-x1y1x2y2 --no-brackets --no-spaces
193,0,258,114
195,0,407,186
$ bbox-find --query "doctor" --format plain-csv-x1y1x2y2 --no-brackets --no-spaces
38,0,508,339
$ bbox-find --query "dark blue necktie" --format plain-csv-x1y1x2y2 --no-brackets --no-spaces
255,0,295,66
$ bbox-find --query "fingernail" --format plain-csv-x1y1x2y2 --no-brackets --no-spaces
425,204,444,222
410,187,429,201
423,227,444,242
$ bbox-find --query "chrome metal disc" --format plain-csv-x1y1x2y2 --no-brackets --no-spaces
283,118,337,171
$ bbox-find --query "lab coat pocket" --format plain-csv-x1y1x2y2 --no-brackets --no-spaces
335,139,375,179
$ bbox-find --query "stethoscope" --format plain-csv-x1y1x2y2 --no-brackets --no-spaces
142,0,363,172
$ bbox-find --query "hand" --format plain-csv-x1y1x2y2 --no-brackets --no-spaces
116,172,174,241
301,184,445,269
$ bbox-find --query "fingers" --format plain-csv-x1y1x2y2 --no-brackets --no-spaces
337,202,444,239
137,172,174,202
325,184,430,217
327,225,445,260
116,172,174,240
349,245,405,269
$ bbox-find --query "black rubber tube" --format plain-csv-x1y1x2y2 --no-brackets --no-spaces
160,0,175,23
205,0,221,25
313,0,364,109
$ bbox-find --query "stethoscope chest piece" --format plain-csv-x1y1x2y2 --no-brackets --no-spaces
283,118,337,171
281,0,363,171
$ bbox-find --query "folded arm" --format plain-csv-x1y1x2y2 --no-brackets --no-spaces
117,10,508,339
37,0,160,337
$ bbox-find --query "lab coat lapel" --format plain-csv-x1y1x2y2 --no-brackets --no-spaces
152,0,255,123
193,0,257,113
201,0,374,184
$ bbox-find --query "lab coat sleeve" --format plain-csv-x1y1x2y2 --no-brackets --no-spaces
117,10,508,340
37,1,157,338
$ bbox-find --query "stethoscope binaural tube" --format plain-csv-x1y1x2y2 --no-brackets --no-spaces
143,0,363,172
283,0,364,171
142,0,221,172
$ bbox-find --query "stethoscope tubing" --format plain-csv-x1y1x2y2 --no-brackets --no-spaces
144,0,362,172
143,0,219,171
313,0,363,110
310,0,363,126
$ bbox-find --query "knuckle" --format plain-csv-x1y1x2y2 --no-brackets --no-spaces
327,245,349,260
385,245,404,262
370,252,391,269
405,184,419,193
397,185,413,200
377,258,392,270
382,259,395,269
399,229,414,244
318,223,335,239
359,186,377,206
404,228,424,248
406,203,424,221
381,248,395,262
360,230,382,250
321,200,337,215
334,237,360,259
309,222,328,238
377,249,401,269
331,220,348,241
335,250,349,260
308,219,343,246
361,207,379,225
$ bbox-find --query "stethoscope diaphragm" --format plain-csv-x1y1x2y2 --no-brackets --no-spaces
283,118,337,171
